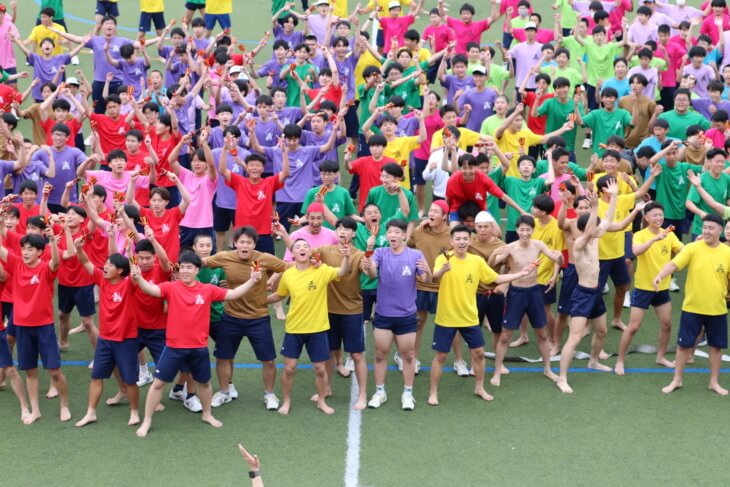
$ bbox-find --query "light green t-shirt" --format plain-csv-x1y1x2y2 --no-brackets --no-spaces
302,185,357,230
581,108,632,155
583,38,623,86
492,171,547,231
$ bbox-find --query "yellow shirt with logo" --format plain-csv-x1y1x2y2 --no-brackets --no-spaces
496,129,544,177
672,240,730,315
633,228,683,291
533,217,565,285
383,135,419,189
28,23,66,56
140,0,164,12
430,127,481,152
276,264,339,333
434,253,498,327
205,0,232,14
598,194,635,260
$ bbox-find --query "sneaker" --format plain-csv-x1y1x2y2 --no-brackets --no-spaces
669,277,680,292
415,359,421,375
345,355,355,372
394,352,403,371
582,138,592,149
84,135,93,147
229,383,239,400
211,390,233,408
169,385,187,401
184,395,203,413
71,55,80,65
602,283,610,294
453,360,470,377
263,393,280,411
623,292,631,308
136,370,153,387
367,390,387,409
401,393,415,411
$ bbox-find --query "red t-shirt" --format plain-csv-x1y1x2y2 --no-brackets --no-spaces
305,84,343,111
522,91,552,135
4,231,51,263
134,264,170,330
41,117,82,146
57,229,95,287
6,252,57,327
140,207,184,262
150,130,181,187
89,113,130,159
125,149,152,206
158,280,227,348
349,156,394,211
446,171,504,212
14,203,40,235
93,268,136,341
226,173,283,236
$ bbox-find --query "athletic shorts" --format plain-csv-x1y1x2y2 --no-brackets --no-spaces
631,289,671,310
213,199,236,232
276,201,302,232
570,284,606,320
185,2,206,11
539,283,557,306
448,211,460,222
372,312,417,335
362,289,376,321
327,313,365,353
179,226,215,251
678,311,727,349
137,327,166,364
96,1,120,17
92,337,138,384
213,313,276,362
209,320,222,344
15,324,61,371
58,284,96,317
503,285,546,330
281,331,330,362
624,232,635,260
432,324,484,352
416,290,438,314
344,103,359,138
477,291,504,333
204,13,231,31
557,264,578,314
0,330,12,368
504,231,518,244
255,234,275,255
413,157,428,186
155,346,211,383
2,301,14,337
598,257,631,289
139,12,165,32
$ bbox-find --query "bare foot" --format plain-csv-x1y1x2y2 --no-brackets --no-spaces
277,400,291,415
337,365,351,378
599,349,610,360
128,410,140,426
474,388,494,401
509,335,529,348
46,385,58,399
611,320,627,331
310,390,332,402
587,361,612,372
75,412,97,428
59,344,69,352
709,383,729,396
23,410,41,425
20,409,30,423
549,345,560,356
275,308,287,321
136,421,151,437
201,414,223,428
317,402,335,415
105,391,127,406
687,356,695,364
60,407,71,422
155,403,166,412
661,380,682,394
656,358,675,368
352,398,367,410
544,369,559,382
489,374,501,387
69,325,86,335
427,393,439,406
614,362,625,376
556,380,573,394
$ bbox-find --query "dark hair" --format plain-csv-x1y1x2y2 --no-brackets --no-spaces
439,104,457,117
319,159,339,173
593,10,609,22
50,123,70,136
216,103,234,115
459,3,476,15
107,253,130,277
273,39,290,51
532,194,554,214
335,216,358,232
704,213,725,228
67,205,87,220
283,124,302,139
450,224,471,237
576,213,599,232
689,46,707,58
605,135,625,148
386,218,407,232
245,153,265,166
535,73,551,85
126,129,143,142
26,215,47,230
135,239,155,254
459,153,479,167
120,43,135,60
642,202,664,216
40,7,55,17
552,147,570,161
20,234,46,251
516,215,535,228
658,24,671,35
93,184,107,201
223,125,242,138
600,87,618,99
150,187,171,202
281,13,298,27
382,162,404,179
451,54,468,67
193,233,214,245
654,119,669,129
712,109,729,123
602,149,622,161
517,155,536,168
52,98,71,112
706,148,728,159
404,29,420,42
368,134,387,147
553,77,570,90
636,146,657,159
20,180,38,194
105,94,122,105
629,73,648,88
178,251,203,269
232,225,259,244
637,5,652,16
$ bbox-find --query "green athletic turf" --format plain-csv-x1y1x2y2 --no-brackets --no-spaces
1,1,725,486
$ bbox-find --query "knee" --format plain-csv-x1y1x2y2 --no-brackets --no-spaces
433,353,447,365
594,327,607,339
351,352,364,363
399,349,414,362
313,364,327,377
284,363,297,376
49,369,63,380
373,350,387,362
262,360,275,370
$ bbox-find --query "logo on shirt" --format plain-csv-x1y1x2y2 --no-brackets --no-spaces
294,158,304,168
677,176,685,185
466,274,473,284
111,45,120,53
233,165,241,174
661,245,668,255
331,203,341,213
210,274,220,285
402,265,412,276
118,127,126,135
62,161,70,171
161,224,170,234
30,274,40,285
112,292,123,303
257,190,266,201
529,187,537,197
483,101,492,111
474,192,484,201
307,280,317,290
615,121,622,130
195,294,205,305
716,264,726,273
265,133,273,141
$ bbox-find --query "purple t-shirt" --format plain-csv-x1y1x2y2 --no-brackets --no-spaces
628,21,658,47
306,15,328,44
509,41,543,90
117,58,148,97
207,125,250,151
691,97,730,120
440,74,475,105
213,146,251,209
331,54,359,102
372,247,425,317
159,45,183,89
257,58,290,90
264,145,320,202
683,64,715,97
627,66,659,99
458,87,497,132
85,35,127,82
12,160,48,201
274,107,303,126
301,128,344,184
31,146,86,204
273,25,304,52
28,53,69,101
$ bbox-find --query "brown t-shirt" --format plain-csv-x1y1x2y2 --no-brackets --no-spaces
317,245,364,315
684,145,706,166
407,224,452,292
20,104,51,147
619,96,655,149
205,250,288,319
468,236,505,293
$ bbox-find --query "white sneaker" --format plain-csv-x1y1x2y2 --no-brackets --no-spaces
367,390,387,408
415,359,421,375
211,390,233,408
184,395,203,413
169,385,187,401
87,360,94,369
623,292,631,308
602,283,610,294
84,135,93,147
401,392,415,411
71,55,80,65
453,360,470,377
669,277,680,292
582,138,592,149
263,393,280,411
229,383,239,399
136,370,153,387
345,355,355,372
394,352,403,371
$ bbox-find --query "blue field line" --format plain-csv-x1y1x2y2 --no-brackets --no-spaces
56,360,718,374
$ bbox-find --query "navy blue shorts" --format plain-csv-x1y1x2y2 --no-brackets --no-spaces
598,257,631,289
570,285,606,320
631,289,671,310
416,290,438,314
281,331,331,362
213,313,276,362
2,301,13,337
209,320,222,344
362,289,376,321
155,346,211,383
92,337,139,384
96,0,120,16
179,226,215,251
372,312,417,335
505,231,518,244
432,324,484,352
213,199,236,232
328,313,365,353
413,157,428,186
204,13,231,31
139,12,165,32
137,328,166,364
186,2,205,10
58,284,96,317
15,324,61,371
276,201,303,232
557,264,578,314
624,232,635,260
255,234,275,255
344,103,359,138
503,285,546,330
539,283,557,305
678,311,727,349
477,292,504,333
0,330,12,368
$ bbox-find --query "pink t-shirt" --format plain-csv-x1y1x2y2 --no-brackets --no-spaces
512,28,555,44
86,170,150,210
422,23,455,52
0,16,19,69
379,15,415,47
700,15,730,45
705,128,726,148
413,112,444,160
446,17,491,54
178,167,217,228
283,227,338,261
656,41,685,88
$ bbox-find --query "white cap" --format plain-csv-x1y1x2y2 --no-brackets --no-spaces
388,0,402,9
524,21,538,30
676,0,686,4
475,211,496,224
66,77,80,86
229,66,243,75
316,0,330,5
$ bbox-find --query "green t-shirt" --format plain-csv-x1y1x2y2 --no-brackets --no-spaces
657,110,711,140
487,166,503,220
535,161,586,180
364,186,418,223
688,171,730,235
583,38,623,86
540,65,582,94
354,221,389,290
537,97,584,151
629,57,667,72
480,114,505,135
492,171,547,231
556,0,578,28
486,64,510,93
196,267,226,323
358,83,387,133
385,77,419,113
655,161,693,220
582,108,632,155
559,36,586,72
39,0,65,20
301,185,357,229
280,63,318,107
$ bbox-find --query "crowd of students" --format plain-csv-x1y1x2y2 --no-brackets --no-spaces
1,0,730,441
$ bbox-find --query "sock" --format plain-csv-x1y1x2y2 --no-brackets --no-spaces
375,384,385,393
186,393,195,399
403,386,413,395
172,384,184,393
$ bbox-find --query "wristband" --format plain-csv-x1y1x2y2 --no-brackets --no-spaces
249,471,261,479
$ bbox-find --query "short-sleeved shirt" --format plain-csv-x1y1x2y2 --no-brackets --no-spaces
581,108,632,156
687,171,730,235
93,269,136,341
27,23,66,55
382,136,420,190
654,161,693,220
372,247,425,317
197,267,226,323
134,264,170,330
158,280,228,348
446,171,504,213
434,253,498,327
5,252,58,327
226,173,283,236
633,228,683,291
583,39,623,86
277,264,339,334
672,241,730,315
365,185,418,224
301,185,357,230
658,110,711,140
317,245,364,315
496,129,544,177
598,194,635,260
493,173,546,231
179,167,217,229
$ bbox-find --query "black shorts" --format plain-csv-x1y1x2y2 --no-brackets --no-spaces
96,1,120,17
139,12,165,32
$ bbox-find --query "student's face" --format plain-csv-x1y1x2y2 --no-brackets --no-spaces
427,203,446,226
664,147,678,163
191,155,207,175
600,95,616,109
274,46,287,59
319,73,332,86
336,225,354,244
20,189,36,206
102,260,123,280
102,20,117,37
593,32,606,44
630,78,644,94
306,212,324,233
192,25,205,37
291,240,311,263
149,194,169,213
658,31,669,44
126,136,141,153
109,157,126,173
311,115,325,132
295,48,309,62
136,251,155,272
380,171,398,186
283,17,295,32
724,67,730,83
4,214,17,230
386,226,405,248
518,160,535,178
369,144,384,158
65,209,83,227
381,121,396,137
41,14,53,26
526,29,537,42
602,156,618,172
20,244,41,264
246,160,264,178
703,221,722,244
511,114,524,131
441,111,457,126
536,78,549,92
387,68,402,82
478,162,490,174
397,51,412,67
494,97,508,114
389,6,401,17
149,71,163,89
106,102,120,118
710,155,726,173
644,208,664,228
692,55,703,66
475,221,492,239
320,170,336,186
193,237,214,258
51,130,69,148
452,63,467,77
363,205,381,225
725,221,730,242
472,73,486,87
429,13,441,25
517,223,533,242
285,135,300,151
674,94,690,113
218,111,233,126
41,86,53,99
178,262,199,284
556,53,568,66
461,164,475,180
575,199,591,215
451,231,470,254
41,40,54,55
653,126,667,138
554,156,569,174
234,234,256,259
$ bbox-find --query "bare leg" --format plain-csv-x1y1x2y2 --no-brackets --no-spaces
262,360,277,395
491,329,513,386
428,351,447,406
588,315,612,372
552,312,569,355
414,184,425,217
5,367,30,421
215,358,232,393
58,312,71,349
490,331,509,375
311,357,333,402
615,307,646,376
313,362,334,414
556,316,588,394
451,334,464,363
75,379,103,427
662,346,689,394
81,316,98,348
105,368,128,405
333,349,349,377
395,333,417,388
654,303,675,368
126,384,140,425
372,329,394,388
196,382,223,427
49,369,71,421
352,352,367,410
278,358,297,415
24,368,41,424
612,283,629,330
136,378,167,437
471,348,493,401
535,328,558,382
545,304,556,351
509,317,529,347
708,347,728,395
215,231,229,253
413,310,428,362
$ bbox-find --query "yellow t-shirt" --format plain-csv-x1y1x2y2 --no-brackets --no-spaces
633,228,683,291
496,129,544,177
597,194,635,260
276,264,340,333
434,253,498,327
592,172,637,234
672,240,730,315
332,0,349,18
383,135,419,190
430,127,480,152
28,23,66,56
205,0,232,14
354,51,382,100
533,217,565,285
141,0,165,12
